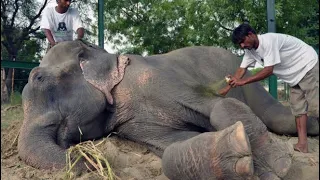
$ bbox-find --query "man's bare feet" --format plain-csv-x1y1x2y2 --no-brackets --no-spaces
294,114,308,153
294,143,308,153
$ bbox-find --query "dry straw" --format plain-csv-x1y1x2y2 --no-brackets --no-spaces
65,139,116,179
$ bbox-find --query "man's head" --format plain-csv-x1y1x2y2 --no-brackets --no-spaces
56,0,71,10
232,24,259,50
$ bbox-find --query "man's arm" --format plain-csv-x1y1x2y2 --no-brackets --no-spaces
218,67,247,96
229,66,274,87
76,28,84,39
43,29,56,47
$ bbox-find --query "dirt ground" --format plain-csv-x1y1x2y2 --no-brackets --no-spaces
1,105,319,180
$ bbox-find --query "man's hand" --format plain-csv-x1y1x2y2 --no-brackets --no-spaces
227,66,274,88
228,75,246,87
43,29,55,46
218,67,247,96
218,86,231,96
77,28,85,39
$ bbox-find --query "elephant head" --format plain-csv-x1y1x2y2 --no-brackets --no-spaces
17,40,128,169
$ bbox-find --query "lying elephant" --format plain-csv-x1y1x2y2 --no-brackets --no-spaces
18,40,319,180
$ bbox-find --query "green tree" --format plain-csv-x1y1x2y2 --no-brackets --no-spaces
72,0,98,44
101,0,318,55
1,0,96,98
275,0,319,48
1,0,49,96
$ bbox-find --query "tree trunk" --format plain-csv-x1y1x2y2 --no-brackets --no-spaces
5,55,16,97
5,68,13,97
1,68,9,104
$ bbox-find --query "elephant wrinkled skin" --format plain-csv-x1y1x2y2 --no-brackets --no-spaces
18,40,319,180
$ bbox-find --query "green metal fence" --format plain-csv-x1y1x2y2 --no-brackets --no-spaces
1,60,39,69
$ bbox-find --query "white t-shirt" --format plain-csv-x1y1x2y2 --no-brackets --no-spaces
240,33,318,86
40,7,83,42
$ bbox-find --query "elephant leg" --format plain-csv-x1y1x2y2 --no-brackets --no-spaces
162,121,257,180
210,98,292,179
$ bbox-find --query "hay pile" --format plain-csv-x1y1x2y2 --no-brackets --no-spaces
65,139,116,180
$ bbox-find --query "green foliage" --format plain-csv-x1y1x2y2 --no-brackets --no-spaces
275,0,319,47
249,67,264,76
100,0,318,55
1,0,97,61
9,91,22,105
1,0,96,95
72,0,98,44
1,92,23,129
1,39,44,62
1,0,49,96
1,0,48,65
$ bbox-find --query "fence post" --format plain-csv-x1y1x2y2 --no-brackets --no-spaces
98,0,104,48
267,0,278,99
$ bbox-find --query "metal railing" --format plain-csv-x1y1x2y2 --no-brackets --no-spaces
1,60,39,69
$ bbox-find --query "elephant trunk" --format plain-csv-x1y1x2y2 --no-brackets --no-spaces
17,113,66,169
242,82,319,135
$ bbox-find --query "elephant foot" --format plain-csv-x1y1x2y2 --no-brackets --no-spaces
162,121,255,180
222,121,254,177
252,133,292,179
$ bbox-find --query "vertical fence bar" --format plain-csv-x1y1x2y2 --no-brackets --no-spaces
267,0,278,99
98,0,104,48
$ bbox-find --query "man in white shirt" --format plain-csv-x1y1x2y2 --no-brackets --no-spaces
40,0,84,51
219,23,318,153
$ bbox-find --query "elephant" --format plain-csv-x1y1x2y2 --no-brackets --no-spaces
18,40,319,180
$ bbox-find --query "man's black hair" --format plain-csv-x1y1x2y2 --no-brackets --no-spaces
231,24,256,44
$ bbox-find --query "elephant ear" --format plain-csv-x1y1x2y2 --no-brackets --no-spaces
101,55,130,105
79,54,130,105
112,55,130,86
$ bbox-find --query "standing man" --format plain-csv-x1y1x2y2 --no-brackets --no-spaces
219,23,319,153
40,0,84,51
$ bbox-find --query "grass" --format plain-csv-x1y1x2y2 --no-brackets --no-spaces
2,91,22,107
9,91,22,105
65,139,116,180
1,91,23,129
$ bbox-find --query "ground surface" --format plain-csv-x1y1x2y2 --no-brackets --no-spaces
1,105,319,180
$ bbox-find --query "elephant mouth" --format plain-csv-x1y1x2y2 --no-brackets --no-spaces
79,59,86,72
